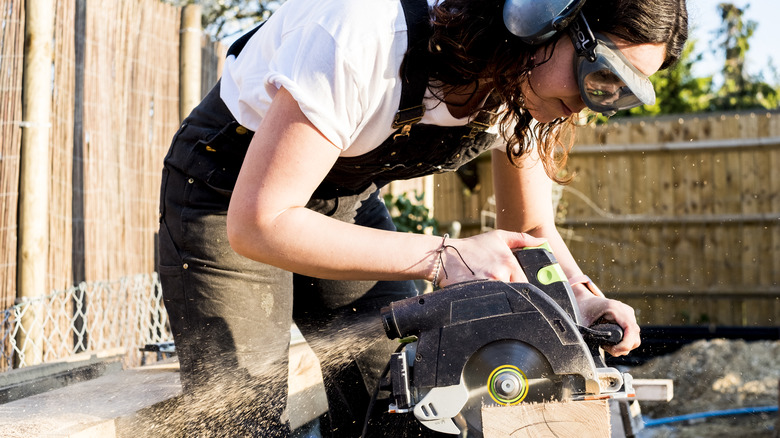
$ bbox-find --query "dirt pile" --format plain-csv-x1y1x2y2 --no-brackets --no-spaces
630,339,779,438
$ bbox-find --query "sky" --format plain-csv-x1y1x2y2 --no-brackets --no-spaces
687,0,780,84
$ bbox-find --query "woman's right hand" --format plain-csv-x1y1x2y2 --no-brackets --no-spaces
434,230,546,288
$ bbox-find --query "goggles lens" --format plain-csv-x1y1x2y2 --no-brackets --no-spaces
583,69,639,107
569,16,656,116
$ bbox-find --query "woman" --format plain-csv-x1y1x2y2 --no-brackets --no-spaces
158,0,688,435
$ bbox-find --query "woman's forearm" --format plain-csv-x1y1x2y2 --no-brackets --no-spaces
227,204,441,281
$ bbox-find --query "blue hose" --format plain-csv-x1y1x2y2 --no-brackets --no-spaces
644,406,778,427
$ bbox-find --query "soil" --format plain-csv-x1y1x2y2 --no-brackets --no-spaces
630,339,779,438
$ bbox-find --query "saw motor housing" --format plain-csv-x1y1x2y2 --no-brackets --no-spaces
379,246,634,435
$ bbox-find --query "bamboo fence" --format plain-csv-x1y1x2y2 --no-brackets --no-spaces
0,0,25,313
0,0,229,314
431,111,780,326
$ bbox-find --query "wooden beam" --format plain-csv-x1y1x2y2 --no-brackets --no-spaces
179,4,202,121
593,287,780,298
482,400,610,438
17,0,56,367
557,212,780,226
572,135,780,155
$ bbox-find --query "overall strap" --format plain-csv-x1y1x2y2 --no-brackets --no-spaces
462,93,501,139
227,23,264,58
393,0,433,137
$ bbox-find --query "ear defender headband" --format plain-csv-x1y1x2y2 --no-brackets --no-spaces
503,0,657,116
502,0,587,45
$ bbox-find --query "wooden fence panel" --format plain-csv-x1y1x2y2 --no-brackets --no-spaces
431,156,495,236
560,111,780,326
202,39,227,98
420,111,780,326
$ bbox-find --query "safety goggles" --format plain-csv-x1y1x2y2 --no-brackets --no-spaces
568,13,656,116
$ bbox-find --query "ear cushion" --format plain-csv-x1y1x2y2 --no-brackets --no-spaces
503,0,586,45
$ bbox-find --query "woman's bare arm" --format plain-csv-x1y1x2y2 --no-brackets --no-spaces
227,87,542,285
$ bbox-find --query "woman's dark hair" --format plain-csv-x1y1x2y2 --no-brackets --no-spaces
422,0,688,182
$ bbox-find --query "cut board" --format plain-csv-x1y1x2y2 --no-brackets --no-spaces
482,399,611,438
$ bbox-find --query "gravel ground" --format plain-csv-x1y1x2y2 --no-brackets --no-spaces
629,339,779,438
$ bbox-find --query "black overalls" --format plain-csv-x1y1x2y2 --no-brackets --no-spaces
157,0,500,435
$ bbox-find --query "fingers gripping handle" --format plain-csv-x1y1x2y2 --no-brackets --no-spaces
515,245,624,348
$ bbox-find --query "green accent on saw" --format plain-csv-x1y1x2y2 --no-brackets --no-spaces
522,242,553,253
536,264,566,285
487,365,529,405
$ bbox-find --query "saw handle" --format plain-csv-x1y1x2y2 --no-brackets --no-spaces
580,322,624,346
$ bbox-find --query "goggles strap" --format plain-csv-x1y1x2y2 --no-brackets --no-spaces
567,13,597,62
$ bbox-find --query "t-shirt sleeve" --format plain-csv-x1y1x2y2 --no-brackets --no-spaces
262,23,365,150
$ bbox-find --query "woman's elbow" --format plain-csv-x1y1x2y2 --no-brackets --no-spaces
523,221,559,239
225,205,265,259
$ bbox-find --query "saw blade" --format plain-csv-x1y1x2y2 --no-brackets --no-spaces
455,339,564,437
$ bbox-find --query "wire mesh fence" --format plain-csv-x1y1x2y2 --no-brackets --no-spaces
0,273,170,372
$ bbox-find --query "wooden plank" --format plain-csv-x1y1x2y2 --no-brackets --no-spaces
589,139,610,289
641,122,664,316
722,116,743,295
685,118,705,292
629,121,652,291
287,342,328,430
632,379,674,402
739,115,761,289
710,142,729,298
713,115,741,325
482,400,610,438
606,122,631,288
735,114,765,325
771,113,780,324
572,135,780,154
697,138,716,292
564,145,601,281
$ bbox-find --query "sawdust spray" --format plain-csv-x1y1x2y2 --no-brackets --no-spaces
120,311,396,437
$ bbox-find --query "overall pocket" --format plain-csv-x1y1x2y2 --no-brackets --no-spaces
182,121,254,195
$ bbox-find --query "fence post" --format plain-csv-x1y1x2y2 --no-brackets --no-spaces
423,175,435,225
17,0,56,366
180,4,202,121
72,0,87,353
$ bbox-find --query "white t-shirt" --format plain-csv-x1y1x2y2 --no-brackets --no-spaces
220,0,479,157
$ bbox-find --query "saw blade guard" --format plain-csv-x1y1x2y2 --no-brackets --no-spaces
378,246,635,436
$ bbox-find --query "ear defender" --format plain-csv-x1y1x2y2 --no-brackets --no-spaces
502,0,587,45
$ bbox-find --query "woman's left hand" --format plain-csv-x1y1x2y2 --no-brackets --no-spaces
576,295,641,357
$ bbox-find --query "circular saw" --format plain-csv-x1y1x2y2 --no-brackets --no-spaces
379,244,633,436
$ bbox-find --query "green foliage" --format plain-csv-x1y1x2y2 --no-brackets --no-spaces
383,192,439,235
709,3,779,110
630,42,714,116
163,0,283,39
605,2,779,120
